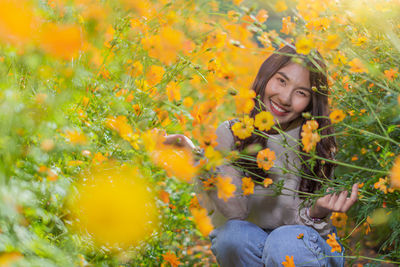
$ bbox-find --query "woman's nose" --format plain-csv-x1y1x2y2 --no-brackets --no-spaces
277,88,292,107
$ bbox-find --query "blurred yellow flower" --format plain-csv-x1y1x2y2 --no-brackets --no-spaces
166,81,181,102
0,252,23,266
204,146,224,170
64,130,87,145
257,148,276,171
106,115,139,148
254,111,274,131
216,176,236,202
384,68,398,81
256,9,269,23
67,163,159,249
329,109,346,123
324,34,341,51
326,233,341,253
390,156,400,189
234,89,255,114
231,116,254,139
0,0,37,46
374,177,394,194
39,23,84,60
330,212,348,228
349,58,368,73
241,177,254,195
275,0,288,12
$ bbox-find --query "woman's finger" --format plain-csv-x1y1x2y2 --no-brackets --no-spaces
341,183,359,212
333,190,348,211
327,192,339,208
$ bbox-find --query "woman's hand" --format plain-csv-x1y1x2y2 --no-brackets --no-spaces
163,134,196,151
309,183,359,219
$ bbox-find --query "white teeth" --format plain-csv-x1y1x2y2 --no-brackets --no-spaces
271,100,288,113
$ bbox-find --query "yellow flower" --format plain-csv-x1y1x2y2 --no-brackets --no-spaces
162,251,181,267
301,120,320,152
384,68,398,81
242,177,255,195
326,233,342,253
39,23,84,60
66,162,159,249
64,130,87,145
330,212,348,228
204,146,224,170
324,34,341,51
105,115,139,147
254,111,274,131
275,0,288,12
216,176,237,202
390,156,400,189
295,36,313,55
257,148,276,171
0,252,23,266
231,116,254,139
264,178,273,188
330,109,346,124
282,255,295,267
190,206,214,237
349,58,368,73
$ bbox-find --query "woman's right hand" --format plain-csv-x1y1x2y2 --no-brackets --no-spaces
163,134,196,151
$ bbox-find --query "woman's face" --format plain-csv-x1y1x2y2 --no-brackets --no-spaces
263,62,312,129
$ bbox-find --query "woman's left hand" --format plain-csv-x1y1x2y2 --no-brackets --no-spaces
309,183,359,219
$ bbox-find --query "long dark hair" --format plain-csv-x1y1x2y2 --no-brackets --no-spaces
230,44,337,196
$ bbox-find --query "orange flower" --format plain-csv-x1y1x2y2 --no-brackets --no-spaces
390,156,400,189
330,212,348,228
0,0,37,46
216,176,236,202
297,233,304,239
281,16,295,35
231,116,254,139
374,177,394,194
190,206,214,237
329,109,346,123
349,58,368,73
254,111,274,131
242,177,255,195
150,145,198,183
326,233,342,253
301,120,320,152
384,68,398,81
256,9,269,23
257,148,276,171
39,23,84,60
263,178,273,188
145,65,165,87
162,251,181,267
282,255,295,267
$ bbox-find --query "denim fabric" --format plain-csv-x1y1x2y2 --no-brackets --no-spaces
209,220,345,267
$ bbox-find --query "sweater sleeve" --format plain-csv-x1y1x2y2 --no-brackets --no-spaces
199,121,249,220
296,204,333,238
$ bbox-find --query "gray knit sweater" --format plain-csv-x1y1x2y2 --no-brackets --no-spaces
195,120,333,237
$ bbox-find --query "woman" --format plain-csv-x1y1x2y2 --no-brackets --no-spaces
165,44,358,266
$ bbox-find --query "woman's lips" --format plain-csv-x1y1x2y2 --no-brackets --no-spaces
270,100,289,116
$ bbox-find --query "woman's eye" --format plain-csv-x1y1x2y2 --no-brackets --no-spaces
297,91,307,96
277,77,286,85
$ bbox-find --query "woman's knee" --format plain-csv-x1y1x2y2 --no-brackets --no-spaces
264,225,325,266
210,219,267,257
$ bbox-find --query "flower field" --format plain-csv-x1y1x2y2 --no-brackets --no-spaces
0,0,399,266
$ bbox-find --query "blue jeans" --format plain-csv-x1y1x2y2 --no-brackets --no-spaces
209,220,345,267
